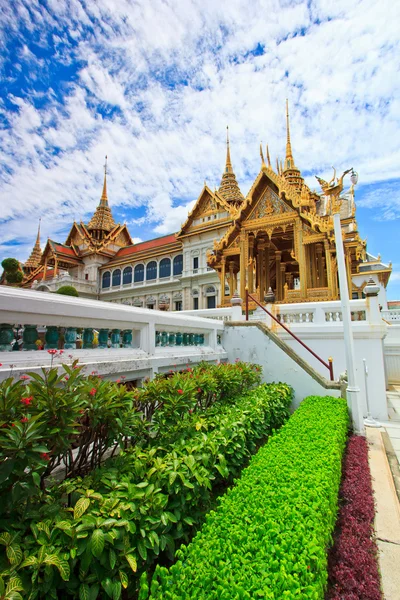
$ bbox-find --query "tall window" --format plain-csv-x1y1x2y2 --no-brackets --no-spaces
193,297,199,310
193,256,199,271
102,271,111,288
159,258,171,278
173,254,183,276
207,295,216,309
112,269,121,287
134,264,144,283
146,261,157,281
123,266,132,285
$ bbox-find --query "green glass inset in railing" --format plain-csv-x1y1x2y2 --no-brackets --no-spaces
217,334,222,345
122,329,133,348
161,331,168,346
0,324,14,352
98,329,109,349
188,333,195,346
83,328,94,349
168,332,176,346
155,331,161,346
23,325,39,351
64,327,77,350
111,329,121,348
45,326,59,350
175,332,183,346
194,333,200,345
199,333,205,345
183,333,189,346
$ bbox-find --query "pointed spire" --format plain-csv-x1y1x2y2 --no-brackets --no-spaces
276,157,280,174
87,156,116,234
218,127,245,207
225,126,233,174
100,155,108,206
25,219,43,270
266,144,271,167
285,99,294,168
260,142,266,168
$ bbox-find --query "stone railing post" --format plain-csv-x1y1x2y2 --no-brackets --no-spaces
364,278,381,325
141,322,155,355
231,291,244,321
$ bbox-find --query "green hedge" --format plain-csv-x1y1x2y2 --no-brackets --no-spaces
146,395,349,600
0,383,292,599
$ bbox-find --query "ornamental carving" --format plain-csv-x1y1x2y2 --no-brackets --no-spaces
249,187,294,221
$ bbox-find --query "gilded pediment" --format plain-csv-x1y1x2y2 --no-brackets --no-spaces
247,187,295,221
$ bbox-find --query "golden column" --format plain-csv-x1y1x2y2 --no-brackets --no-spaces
258,240,265,299
264,241,270,296
295,221,307,299
248,236,254,294
324,240,334,296
316,243,324,287
239,231,248,299
280,263,286,299
229,261,235,297
220,257,226,304
275,251,282,300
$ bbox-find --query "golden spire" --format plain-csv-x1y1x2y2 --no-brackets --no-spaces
266,144,271,168
225,126,233,173
260,142,266,168
87,156,116,234
285,99,294,167
218,127,245,207
276,157,280,173
100,155,108,206
24,219,43,270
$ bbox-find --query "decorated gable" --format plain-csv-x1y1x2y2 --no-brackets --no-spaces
247,185,295,221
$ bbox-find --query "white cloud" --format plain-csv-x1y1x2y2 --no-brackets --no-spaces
0,0,400,269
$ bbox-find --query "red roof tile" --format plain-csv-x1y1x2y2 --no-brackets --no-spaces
116,234,179,257
53,243,77,257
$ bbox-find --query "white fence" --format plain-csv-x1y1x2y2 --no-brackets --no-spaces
0,286,226,382
382,309,400,323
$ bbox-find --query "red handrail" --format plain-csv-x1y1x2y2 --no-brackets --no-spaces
245,290,334,381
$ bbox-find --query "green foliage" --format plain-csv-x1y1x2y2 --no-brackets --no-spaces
1,258,19,273
4,271,23,284
55,286,79,297
0,380,292,599
147,395,349,600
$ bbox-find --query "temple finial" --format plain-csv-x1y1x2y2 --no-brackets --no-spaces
266,144,271,167
284,99,296,172
276,157,280,173
100,155,108,205
260,142,266,168
36,218,41,245
225,126,233,173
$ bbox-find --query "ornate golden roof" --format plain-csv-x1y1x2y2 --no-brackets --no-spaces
87,158,116,233
24,220,42,269
218,127,245,207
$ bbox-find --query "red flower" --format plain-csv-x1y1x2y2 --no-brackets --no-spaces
21,396,33,405
177,389,183,395
40,452,50,461
0,363,2,367
91,370,97,375
89,388,97,396
73,365,80,370
116,379,121,384
11,423,16,427
20,375,30,381
79,409,85,414
20,417,29,423
121,375,126,380
47,349,58,355
59,350,64,354
64,376,69,381
198,388,202,393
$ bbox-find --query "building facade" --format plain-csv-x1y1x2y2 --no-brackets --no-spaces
15,105,391,310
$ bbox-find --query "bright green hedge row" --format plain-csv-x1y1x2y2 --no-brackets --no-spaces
145,395,349,600
0,383,293,600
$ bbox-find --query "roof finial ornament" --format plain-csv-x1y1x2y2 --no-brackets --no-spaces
260,142,266,168
276,157,280,173
100,155,108,205
266,144,271,168
225,126,233,173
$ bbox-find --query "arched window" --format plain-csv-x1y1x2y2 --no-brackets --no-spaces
173,254,183,276
159,258,171,278
123,266,132,285
146,261,157,281
134,264,144,283
112,269,121,287
102,271,111,288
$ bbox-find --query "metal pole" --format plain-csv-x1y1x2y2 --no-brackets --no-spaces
363,358,380,428
333,211,364,433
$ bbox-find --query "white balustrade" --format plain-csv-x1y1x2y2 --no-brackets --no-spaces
0,286,226,382
382,309,400,322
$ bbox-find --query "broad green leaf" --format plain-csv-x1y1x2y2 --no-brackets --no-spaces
109,548,116,570
119,571,128,589
6,544,22,566
112,581,121,600
91,529,105,559
125,554,137,572
20,556,39,568
79,584,90,600
74,498,91,520
101,578,114,599
43,554,70,581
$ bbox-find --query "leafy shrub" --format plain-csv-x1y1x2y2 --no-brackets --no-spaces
54,286,79,297
1,258,19,272
0,382,292,599
146,395,349,600
327,436,382,600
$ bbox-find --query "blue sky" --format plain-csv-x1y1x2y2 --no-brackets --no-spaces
0,0,399,298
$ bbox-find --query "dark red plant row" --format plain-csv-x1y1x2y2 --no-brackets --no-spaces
327,435,382,600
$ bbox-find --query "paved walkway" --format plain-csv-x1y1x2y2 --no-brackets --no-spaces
366,426,400,600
